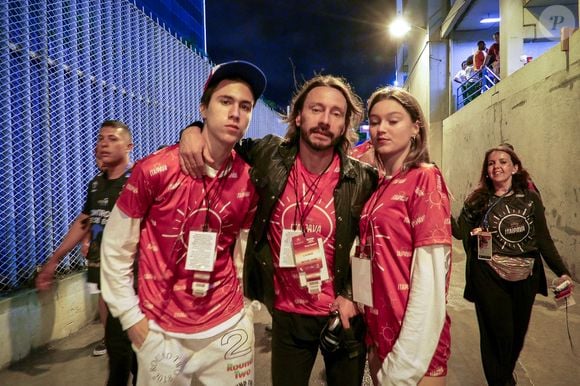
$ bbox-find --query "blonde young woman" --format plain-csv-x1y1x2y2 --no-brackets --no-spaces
353,87,452,386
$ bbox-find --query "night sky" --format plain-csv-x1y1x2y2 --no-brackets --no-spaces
205,0,397,111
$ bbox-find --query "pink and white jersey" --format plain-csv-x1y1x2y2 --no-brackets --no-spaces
360,164,452,375
116,145,257,334
268,154,340,316
350,140,376,168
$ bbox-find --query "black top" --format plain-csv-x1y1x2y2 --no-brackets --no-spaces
457,189,570,301
484,192,540,256
82,169,131,264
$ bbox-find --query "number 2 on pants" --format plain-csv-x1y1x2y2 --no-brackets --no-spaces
221,328,251,360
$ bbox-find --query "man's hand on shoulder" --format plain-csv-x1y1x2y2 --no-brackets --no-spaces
179,121,213,177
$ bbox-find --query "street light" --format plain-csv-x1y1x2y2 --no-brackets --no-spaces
387,16,428,87
388,17,427,38
389,17,412,37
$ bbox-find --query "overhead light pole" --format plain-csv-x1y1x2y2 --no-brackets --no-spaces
387,16,427,86
388,17,427,38
389,17,412,38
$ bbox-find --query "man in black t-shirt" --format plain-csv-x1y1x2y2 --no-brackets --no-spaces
36,120,137,386
84,168,131,287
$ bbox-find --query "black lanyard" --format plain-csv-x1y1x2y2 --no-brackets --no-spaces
291,156,334,235
482,188,512,230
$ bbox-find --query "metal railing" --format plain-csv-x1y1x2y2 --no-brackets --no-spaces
456,66,501,109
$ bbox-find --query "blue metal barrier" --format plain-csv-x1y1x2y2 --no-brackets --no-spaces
456,66,501,109
0,0,285,293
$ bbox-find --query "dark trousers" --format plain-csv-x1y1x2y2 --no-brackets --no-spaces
464,81,481,105
271,309,366,386
471,261,540,386
105,313,138,386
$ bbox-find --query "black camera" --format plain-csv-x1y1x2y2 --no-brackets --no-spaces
320,310,343,353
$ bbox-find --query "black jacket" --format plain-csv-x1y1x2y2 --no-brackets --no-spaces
457,189,570,302
236,135,378,313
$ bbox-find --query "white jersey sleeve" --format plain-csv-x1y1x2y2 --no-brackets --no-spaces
100,205,145,330
377,244,449,385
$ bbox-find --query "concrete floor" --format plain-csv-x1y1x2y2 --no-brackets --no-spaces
2,241,579,385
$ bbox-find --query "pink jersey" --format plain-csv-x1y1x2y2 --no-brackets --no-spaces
350,140,372,158
269,154,340,315
116,145,257,334
474,50,486,71
350,140,376,167
360,165,452,376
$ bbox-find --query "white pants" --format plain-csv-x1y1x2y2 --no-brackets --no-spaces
134,313,255,386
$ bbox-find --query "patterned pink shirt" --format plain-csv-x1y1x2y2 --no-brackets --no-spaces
269,154,340,315
350,140,376,167
360,164,452,375
116,145,257,334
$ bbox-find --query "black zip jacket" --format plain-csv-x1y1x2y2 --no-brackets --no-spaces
236,135,378,313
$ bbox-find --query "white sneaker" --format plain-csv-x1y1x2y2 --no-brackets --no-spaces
92,339,107,356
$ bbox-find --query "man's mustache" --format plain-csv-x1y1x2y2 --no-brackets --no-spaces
308,126,333,138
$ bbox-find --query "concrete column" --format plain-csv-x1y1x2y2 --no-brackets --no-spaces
426,0,449,167
398,0,449,167
500,0,524,78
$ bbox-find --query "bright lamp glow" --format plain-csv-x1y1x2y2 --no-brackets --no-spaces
389,18,412,37
480,17,500,24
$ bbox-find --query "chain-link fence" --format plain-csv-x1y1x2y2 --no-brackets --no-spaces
0,0,285,294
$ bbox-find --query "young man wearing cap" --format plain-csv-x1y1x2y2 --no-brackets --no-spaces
100,61,265,386
179,75,377,386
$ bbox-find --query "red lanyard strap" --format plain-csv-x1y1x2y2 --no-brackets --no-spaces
359,171,400,248
200,156,233,231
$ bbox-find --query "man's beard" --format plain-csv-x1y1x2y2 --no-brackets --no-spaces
299,126,342,152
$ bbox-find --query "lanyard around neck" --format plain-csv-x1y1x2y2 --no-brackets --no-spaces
482,188,512,229
292,156,333,235
200,156,232,231
360,170,403,248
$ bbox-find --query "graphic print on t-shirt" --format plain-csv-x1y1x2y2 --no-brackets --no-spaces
487,197,533,254
269,155,340,315
85,171,130,264
162,204,229,265
115,146,257,334
271,195,335,244
359,166,452,369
